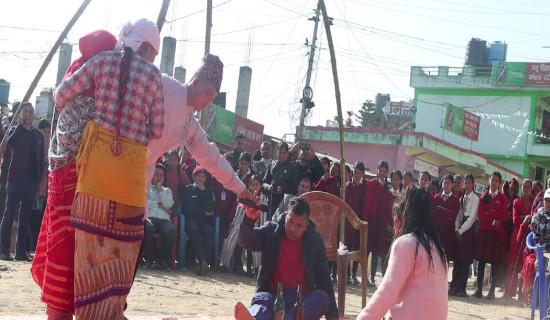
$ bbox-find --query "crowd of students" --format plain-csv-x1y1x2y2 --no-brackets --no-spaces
147,135,547,308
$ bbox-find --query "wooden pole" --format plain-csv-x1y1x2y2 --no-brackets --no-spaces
200,0,213,128
156,0,172,32
0,0,92,158
318,0,347,243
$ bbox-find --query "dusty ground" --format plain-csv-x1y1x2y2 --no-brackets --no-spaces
0,259,536,319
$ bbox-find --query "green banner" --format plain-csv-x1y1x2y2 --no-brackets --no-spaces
204,104,235,146
491,62,526,85
442,103,480,141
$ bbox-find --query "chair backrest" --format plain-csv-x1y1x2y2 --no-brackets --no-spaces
300,191,363,261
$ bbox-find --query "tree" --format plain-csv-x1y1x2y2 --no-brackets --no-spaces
355,99,383,129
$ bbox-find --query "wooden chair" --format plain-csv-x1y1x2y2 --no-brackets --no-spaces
300,191,368,316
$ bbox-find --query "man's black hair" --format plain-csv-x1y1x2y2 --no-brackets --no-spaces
288,197,310,219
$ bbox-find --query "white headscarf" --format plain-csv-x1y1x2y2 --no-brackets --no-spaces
117,18,160,54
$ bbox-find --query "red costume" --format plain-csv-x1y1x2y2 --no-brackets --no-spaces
363,178,393,256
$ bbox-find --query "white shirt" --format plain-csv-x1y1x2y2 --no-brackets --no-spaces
147,184,174,221
455,190,480,235
145,76,246,218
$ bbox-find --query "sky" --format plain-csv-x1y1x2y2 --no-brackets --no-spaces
1,0,549,140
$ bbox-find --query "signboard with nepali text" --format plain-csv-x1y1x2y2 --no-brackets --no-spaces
492,62,550,86
204,104,264,152
384,101,413,117
442,103,480,141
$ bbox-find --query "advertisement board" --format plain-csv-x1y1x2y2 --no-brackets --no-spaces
492,62,550,86
442,103,480,141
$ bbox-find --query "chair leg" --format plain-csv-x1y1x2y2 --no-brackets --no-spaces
361,258,368,308
532,275,539,320
337,253,349,317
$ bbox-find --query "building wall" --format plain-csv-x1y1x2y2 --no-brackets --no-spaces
414,91,532,158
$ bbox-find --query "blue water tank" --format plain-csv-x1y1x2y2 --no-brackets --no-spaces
0,79,9,105
486,41,507,66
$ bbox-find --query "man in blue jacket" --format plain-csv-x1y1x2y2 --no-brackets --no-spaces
234,197,338,320
0,102,44,261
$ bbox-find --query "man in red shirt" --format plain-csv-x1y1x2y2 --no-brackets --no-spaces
234,197,338,320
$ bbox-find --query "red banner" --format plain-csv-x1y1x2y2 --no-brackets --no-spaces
462,110,480,141
524,63,550,86
234,114,264,153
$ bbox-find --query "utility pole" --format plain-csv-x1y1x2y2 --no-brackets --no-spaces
297,2,321,141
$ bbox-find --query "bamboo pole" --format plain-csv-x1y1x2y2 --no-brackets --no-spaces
0,0,92,158
318,0,347,244
156,0,172,32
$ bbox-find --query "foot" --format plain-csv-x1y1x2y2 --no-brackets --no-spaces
160,260,172,271
352,276,361,285
454,290,468,297
0,254,14,261
346,277,352,285
367,278,376,288
234,302,255,320
448,289,457,296
14,254,32,262
331,275,337,284
471,290,482,298
196,258,210,276
485,291,496,300
246,269,253,278
142,260,153,270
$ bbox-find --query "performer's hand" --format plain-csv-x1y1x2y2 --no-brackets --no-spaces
206,210,214,216
523,215,531,225
244,205,261,220
239,189,258,206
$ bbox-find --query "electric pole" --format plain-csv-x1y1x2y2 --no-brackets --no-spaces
297,2,321,141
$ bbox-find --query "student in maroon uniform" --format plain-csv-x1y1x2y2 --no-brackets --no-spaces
449,174,479,297
314,161,340,197
428,179,440,198
472,171,507,300
419,171,431,188
504,179,533,299
389,170,403,196
237,152,254,186
433,174,460,262
345,161,367,285
363,160,392,287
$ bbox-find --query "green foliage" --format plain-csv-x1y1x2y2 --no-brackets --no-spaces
355,99,383,129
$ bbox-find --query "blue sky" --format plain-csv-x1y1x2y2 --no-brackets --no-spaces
1,0,549,138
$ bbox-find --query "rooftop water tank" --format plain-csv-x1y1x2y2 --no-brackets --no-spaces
0,79,9,105
375,93,390,110
486,41,507,66
465,38,487,67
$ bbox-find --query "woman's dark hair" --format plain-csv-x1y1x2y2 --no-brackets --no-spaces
321,156,331,166
250,174,263,185
429,178,439,191
253,150,262,161
491,171,502,183
118,47,133,114
460,174,475,208
239,152,253,164
403,170,413,180
395,185,447,270
344,165,352,173
534,180,543,191
391,169,403,192
354,161,365,173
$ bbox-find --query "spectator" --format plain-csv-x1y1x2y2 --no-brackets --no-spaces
210,152,239,241
253,141,273,180
180,147,196,180
402,170,414,190
228,133,245,171
0,102,45,262
272,177,312,222
234,197,338,320
144,163,176,271
262,142,297,218
530,188,550,280
181,166,215,276
454,174,464,199
356,186,448,320
345,162,367,285
163,149,190,211
237,152,254,186
320,156,331,174
314,161,340,197
419,171,431,188
29,118,51,252
291,142,324,185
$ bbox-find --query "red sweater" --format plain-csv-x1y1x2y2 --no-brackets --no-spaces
433,193,460,228
314,176,340,197
477,191,507,233
362,178,392,223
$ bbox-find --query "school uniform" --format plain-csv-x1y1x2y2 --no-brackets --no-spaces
433,192,460,260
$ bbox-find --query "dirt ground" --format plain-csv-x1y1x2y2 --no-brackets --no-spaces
0,259,537,319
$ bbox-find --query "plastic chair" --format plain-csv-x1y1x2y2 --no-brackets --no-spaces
300,191,369,316
526,232,548,320
178,207,220,271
